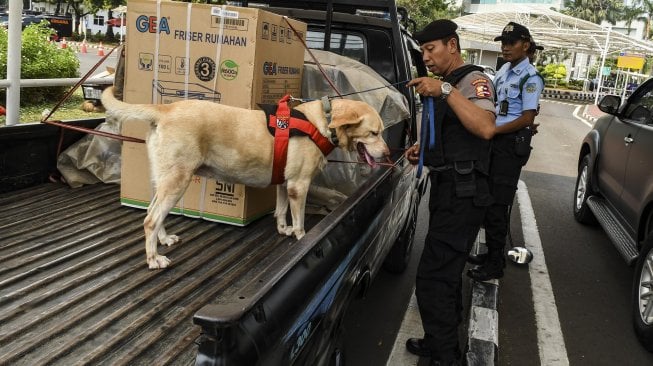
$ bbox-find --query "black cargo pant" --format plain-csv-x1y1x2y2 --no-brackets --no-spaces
416,167,491,361
484,130,532,255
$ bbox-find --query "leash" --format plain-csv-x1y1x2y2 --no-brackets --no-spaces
40,44,146,155
416,97,435,178
283,17,343,98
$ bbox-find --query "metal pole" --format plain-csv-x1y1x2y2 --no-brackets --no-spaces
6,0,23,126
595,25,611,105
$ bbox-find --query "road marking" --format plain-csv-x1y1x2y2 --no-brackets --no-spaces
572,105,593,128
517,180,570,365
386,291,420,366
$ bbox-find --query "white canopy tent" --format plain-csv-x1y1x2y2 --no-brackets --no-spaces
454,7,653,103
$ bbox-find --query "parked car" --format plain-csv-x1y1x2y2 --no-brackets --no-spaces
573,78,653,352
0,14,43,29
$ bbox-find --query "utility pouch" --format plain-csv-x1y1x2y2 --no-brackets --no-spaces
453,161,476,198
514,128,532,157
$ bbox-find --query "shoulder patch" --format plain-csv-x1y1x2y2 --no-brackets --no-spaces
525,83,537,93
472,78,491,98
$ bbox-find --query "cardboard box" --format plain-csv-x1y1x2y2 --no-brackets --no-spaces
120,0,306,225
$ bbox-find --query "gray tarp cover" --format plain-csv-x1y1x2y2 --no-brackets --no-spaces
57,50,410,208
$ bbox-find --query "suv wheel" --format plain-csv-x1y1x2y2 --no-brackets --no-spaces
633,235,653,352
573,155,597,224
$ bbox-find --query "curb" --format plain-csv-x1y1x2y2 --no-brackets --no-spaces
465,229,499,365
580,104,602,123
541,89,596,102
465,279,499,366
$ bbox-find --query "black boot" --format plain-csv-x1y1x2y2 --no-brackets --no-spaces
467,251,505,281
467,263,504,281
406,338,431,357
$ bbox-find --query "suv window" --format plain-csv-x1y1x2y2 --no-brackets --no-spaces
305,28,396,83
623,83,653,123
306,30,366,64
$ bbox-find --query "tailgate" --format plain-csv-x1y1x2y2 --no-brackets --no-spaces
0,183,317,365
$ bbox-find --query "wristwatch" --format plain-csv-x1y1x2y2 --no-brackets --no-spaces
440,82,453,99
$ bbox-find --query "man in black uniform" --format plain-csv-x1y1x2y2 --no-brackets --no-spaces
404,19,496,366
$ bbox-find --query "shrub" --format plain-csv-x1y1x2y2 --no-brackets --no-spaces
0,21,80,105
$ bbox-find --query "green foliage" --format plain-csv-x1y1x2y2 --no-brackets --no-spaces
562,0,624,24
541,63,568,87
0,21,80,105
397,0,461,30
567,79,585,90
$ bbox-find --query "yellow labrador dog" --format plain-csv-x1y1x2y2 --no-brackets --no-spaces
101,87,390,269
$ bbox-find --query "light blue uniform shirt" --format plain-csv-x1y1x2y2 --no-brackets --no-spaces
493,57,544,127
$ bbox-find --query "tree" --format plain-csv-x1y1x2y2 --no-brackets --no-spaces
397,0,462,30
619,4,645,37
562,0,623,25
83,0,126,40
640,0,653,40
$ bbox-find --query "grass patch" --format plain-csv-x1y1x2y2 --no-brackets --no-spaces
0,89,105,126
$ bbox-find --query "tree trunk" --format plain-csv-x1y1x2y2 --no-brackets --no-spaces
106,9,115,40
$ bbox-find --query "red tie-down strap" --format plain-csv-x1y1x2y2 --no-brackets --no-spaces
268,95,336,185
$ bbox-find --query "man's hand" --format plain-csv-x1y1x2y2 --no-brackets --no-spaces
405,144,420,165
407,77,442,98
531,122,540,135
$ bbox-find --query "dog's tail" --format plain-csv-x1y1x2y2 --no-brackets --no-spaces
101,86,160,124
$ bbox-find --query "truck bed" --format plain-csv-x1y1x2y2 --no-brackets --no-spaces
0,182,320,365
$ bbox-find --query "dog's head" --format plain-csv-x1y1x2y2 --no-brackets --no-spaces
328,100,390,167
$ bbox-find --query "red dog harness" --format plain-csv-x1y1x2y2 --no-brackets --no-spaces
267,95,335,184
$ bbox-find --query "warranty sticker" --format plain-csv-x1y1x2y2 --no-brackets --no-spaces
194,57,216,82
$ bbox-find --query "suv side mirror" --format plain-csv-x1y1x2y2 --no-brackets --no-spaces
598,95,621,115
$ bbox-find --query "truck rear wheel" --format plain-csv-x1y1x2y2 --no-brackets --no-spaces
383,193,419,273
573,155,597,224
632,235,653,352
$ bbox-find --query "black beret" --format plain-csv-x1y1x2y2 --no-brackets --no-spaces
413,19,458,44
494,21,531,42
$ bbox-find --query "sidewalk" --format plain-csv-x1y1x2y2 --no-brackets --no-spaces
581,103,606,123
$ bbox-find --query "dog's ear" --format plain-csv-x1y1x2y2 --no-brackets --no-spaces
328,105,364,129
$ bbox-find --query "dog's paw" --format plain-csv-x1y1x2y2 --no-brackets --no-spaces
277,224,293,236
160,235,180,246
148,255,171,269
294,230,305,240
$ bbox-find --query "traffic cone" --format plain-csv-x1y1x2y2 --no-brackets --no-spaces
61,37,67,49
97,42,105,57
80,40,87,54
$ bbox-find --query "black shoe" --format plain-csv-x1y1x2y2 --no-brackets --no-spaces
406,338,431,357
467,264,504,281
467,253,488,265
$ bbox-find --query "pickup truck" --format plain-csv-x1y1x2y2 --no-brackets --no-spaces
573,78,653,353
0,1,427,364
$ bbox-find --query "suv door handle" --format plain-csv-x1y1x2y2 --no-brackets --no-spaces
624,136,634,144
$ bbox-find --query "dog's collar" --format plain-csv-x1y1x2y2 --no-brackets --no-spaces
322,96,339,146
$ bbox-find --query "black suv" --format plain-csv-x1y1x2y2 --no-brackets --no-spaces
574,79,653,352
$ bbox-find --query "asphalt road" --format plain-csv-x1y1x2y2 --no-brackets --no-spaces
343,100,653,365
77,48,119,76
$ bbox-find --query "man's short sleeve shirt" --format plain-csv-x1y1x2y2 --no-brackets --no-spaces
456,70,496,113
493,58,544,127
